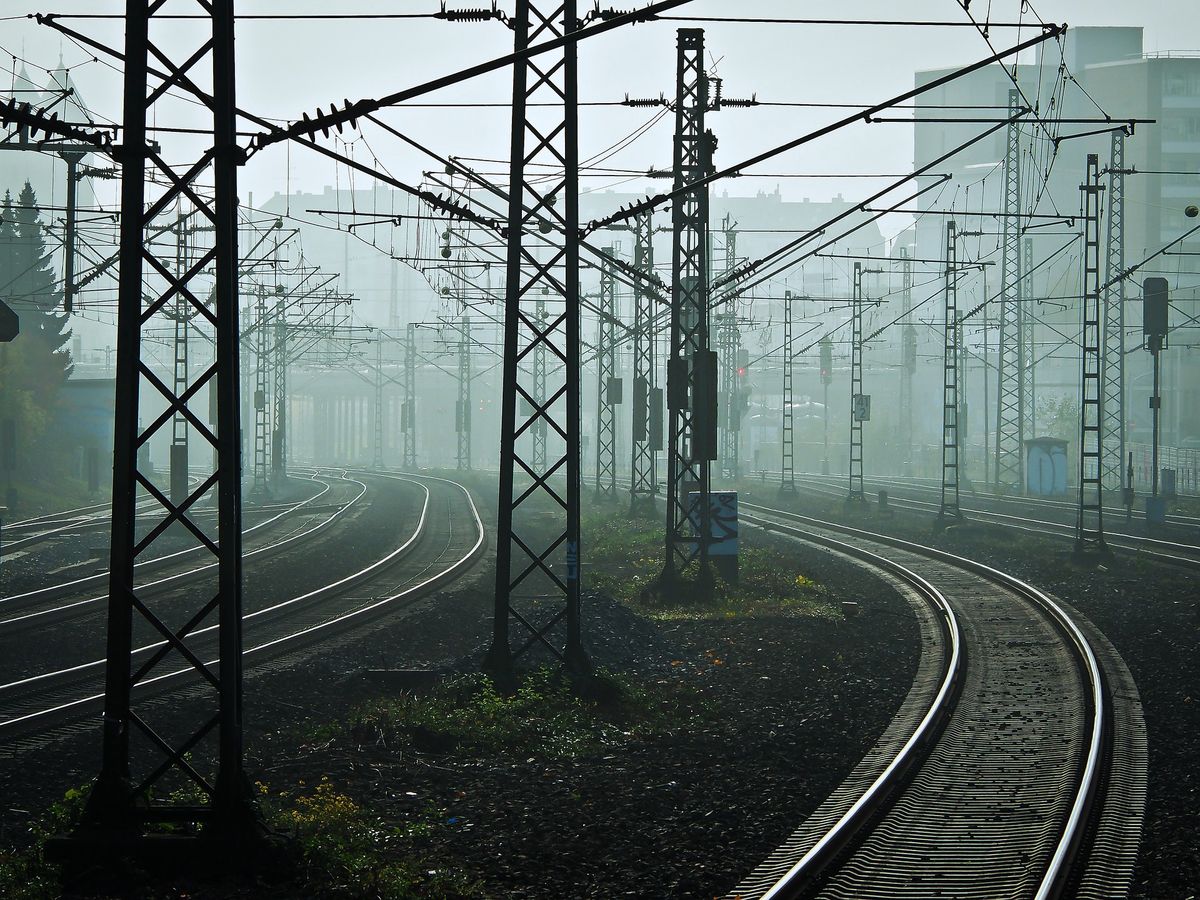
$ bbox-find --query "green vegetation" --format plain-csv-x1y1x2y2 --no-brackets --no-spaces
0,779,479,900
343,666,710,759
584,512,840,621
0,183,79,515
0,785,87,900
267,780,480,899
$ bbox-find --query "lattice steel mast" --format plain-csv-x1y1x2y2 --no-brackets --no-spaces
1101,130,1127,491
80,0,253,839
780,290,797,497
1022,235,1037,441
595,245,618,497
272,293,288,485
629,210,658,514
373,331,385,470
847,263,866,502
1076,153,1108,554
403,323,417,468
252,283,271,495
995,89,1023,491
662,28,717,588
168,213,191,508
717,214,740,481
457,313,471,471
938,221,963,525
532,294,548,471
899,248,916,476
488,0,589,675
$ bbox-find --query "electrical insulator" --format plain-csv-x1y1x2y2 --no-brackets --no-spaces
436,2,502,22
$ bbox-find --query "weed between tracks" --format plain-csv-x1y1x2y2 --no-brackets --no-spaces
0,779,480,899
338,666,713,759
584,511,840,622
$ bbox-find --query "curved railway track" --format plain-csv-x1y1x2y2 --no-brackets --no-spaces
0,474,209,555
0,472,485,748
0,470,358,629
775,472,1200,570
728,500,1146,900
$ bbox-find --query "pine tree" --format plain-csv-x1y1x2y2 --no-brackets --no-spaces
0,182,75,498
0,191,15,291
8,181,73,404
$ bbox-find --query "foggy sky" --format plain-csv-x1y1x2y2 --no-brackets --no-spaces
5,0,1199,247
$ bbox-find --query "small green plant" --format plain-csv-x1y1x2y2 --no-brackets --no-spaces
267,780,479,899
583,510,839,621
0,784,89,900
345,666,709,759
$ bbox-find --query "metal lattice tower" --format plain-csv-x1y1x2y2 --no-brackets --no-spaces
663,28,716,586
595,246,618,497
457,313,471,471
168,213,191,508
80,0,253,838
272,294,287,484
780,291,797,497
847,264,866,502
717,311,738,481
252,284,271,495
995,89,1023,491
1077,153,1108,554
899,249,916,476
630,210,658,514
487,0,589,675
1101,130,1127,491
1022,235,1037,441
938,221,963,525
373,332,384,470
403,323,417,468
718,215,739,480
532,295,548,471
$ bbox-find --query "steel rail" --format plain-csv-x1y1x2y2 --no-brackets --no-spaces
780,473,1200,570
0,473,363,633
738,510,963,897
738,500,1107,899
0,473,484,737
785,470,1200,529
0,475,207,553
0,471,341,612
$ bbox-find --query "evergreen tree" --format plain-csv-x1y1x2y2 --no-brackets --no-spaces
0,182,75,500
8,181,73,403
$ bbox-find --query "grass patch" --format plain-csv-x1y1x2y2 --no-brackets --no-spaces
266,780,480,899
584,511,840,621
0,780,479,900
344,666,711,759
0,786,88,900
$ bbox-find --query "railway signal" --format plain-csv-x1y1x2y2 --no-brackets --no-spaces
1144,276,1170,526
0,300,18,342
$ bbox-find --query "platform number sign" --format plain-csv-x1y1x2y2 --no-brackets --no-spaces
0,300,18,343
853,393,871,422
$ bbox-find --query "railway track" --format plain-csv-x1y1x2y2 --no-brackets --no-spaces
773,472,1200,570
0,471,485,751
0,474,209,555
0,470,358,630
728,500,1146,900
